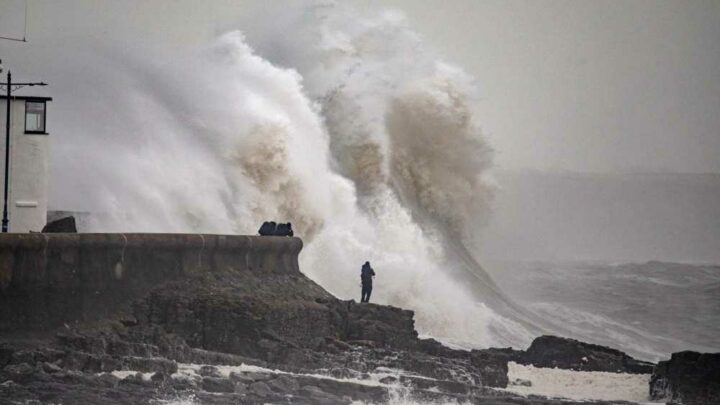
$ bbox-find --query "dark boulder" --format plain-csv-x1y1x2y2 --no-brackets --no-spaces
521,335,654,374
469,348,523,388
201,376,235,393
41,216,77,233
650,351,720,405
258,221,277,236
342,301,418,349
274,222,294,236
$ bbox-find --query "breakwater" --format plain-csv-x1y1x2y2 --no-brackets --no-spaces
0,233,302,333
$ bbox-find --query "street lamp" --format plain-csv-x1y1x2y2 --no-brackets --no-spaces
0,61,47,232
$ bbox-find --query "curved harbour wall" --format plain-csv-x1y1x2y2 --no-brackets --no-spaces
0,233,302,333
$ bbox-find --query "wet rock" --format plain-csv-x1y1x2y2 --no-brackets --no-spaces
521,335,654,374
188,348,262,368
100,356,122,372
299,385,346,405
343,302,418,349
294,375,387,403
228,371,255,384
41,361,62,374
510,378,532,387
151,371,169,383
326,367,356,379
248,381,272,397
418,338,468,359
239,371,272,381
400,375,472,395
3,362,35,383
96,373,120,387
470,348,511,388
198,365,222,377
171,376,198,390
234,382,247,394
119,372,151,387
379,376,397,384
650,351,720,405
201,376,235,393
123,356,177,374
267,375,300,393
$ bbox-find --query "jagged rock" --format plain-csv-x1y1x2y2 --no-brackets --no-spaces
238,371,272,381
42,361,63,374
400,375,473,395
198,365,222,377
521,335,654,374
3,362,35,383
469,348,511,387
326,367,356,379
41,216,77,233
419,338,467,358
379,376,397,384
202,376,235,393
0,233,697,405
228,371,255,384
119,372,151,387
248,381,273,397
299,385,347,404
267,375,300,393
234,382,247,394
150,371,168,382
294,375,387,403
122,356,177,374
97,373,120,387
171,376,198,390
510,378,532,387
650,351,720,405
343,302,419,349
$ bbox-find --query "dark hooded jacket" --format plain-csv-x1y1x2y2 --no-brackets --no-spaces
361,262,375,286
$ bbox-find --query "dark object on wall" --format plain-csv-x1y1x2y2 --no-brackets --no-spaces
258,221,277,236
650,351,720,404
41,216,77,233
275,222,293,237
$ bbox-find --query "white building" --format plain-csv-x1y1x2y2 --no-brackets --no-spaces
0,95,51,232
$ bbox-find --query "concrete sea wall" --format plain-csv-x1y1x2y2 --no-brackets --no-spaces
0,233,302,333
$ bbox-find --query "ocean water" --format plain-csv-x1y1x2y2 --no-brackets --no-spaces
486,260,720,362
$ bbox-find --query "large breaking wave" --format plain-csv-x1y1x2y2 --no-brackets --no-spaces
52,4,537,348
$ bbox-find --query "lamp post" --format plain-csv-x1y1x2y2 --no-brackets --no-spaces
0,67,47,232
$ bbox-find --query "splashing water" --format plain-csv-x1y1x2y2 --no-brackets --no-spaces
53,4,536,349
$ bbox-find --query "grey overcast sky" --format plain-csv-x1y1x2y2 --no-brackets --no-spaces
1,0,719,173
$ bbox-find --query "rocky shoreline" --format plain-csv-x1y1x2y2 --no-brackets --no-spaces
0,234,717,404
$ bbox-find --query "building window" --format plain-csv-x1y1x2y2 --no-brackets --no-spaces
25,101,46,134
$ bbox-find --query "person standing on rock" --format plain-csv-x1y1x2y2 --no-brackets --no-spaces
360,261,375,303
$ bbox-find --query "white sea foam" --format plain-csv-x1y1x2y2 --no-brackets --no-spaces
108,362,659,404
170,363,472,405
504,362,657,403
102,370,154,381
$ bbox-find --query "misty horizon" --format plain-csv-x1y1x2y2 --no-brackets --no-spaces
1,0,719,175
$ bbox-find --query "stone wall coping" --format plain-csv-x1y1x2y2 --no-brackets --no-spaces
0,233,302,253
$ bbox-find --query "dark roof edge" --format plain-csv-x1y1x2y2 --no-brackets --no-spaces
0,95,53,101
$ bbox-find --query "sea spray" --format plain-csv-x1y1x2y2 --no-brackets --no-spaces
51,4,535,349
